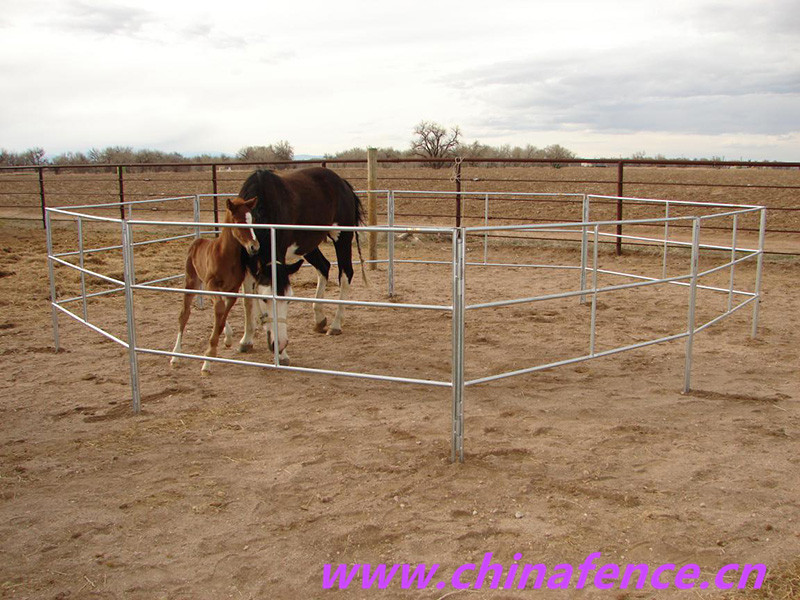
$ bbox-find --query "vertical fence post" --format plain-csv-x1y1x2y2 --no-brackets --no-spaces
454,158,463,227
483,193,489,264
751,209,766,338
38,167,47,229
589,224,599,356
211,164,219,229
579,194,590,304
387,190,395,297
683,218,701,394
192,194,201,240
193,195,204,309
451,228,466,463
367,148,378,270
269,226,281,366
77,217,88,322
117,166,126,220
728,213,738,312
45,209,60,351
615,161,624,255
662,201,670,279
121,220,141,413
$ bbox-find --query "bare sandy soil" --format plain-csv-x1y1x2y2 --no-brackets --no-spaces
1,209,798,599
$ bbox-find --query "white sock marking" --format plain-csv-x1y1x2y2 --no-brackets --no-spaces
330,276,350,331
314,270,327,325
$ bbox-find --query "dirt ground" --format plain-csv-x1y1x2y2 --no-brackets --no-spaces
1,207,798,600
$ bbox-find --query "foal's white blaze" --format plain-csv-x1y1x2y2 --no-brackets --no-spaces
257,282,292,355
244,212,257,242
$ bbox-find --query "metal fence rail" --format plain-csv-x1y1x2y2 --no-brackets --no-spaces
45,191,766,462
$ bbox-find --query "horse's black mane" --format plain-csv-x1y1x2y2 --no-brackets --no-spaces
239,170,291,226
238,170,296,284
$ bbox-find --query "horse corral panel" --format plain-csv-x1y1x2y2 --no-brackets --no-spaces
45,191,766,461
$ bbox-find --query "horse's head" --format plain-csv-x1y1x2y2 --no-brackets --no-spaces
255,259,304,354
226,197,260,256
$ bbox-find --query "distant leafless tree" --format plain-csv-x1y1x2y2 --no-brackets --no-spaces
411,121,461,167
236,141,294,165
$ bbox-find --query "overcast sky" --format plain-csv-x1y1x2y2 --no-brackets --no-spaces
2,0,798,160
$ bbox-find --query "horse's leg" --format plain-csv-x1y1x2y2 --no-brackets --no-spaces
222,296,236,348
304,248,331,333
171,258,200,366
329,232,355,336
202,293,235,374
238,272,257,352
257,291,291,366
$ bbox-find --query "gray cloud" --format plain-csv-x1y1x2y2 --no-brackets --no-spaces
689,0,800,37
53,1,154,37
445,0,800,139
450,42,800,137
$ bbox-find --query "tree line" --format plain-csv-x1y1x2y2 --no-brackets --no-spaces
1,122,579,168
0,143,296,168
5,121,732,168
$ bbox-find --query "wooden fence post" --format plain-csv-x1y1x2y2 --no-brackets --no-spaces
211,164,219,233
117,166,126,220
367,148,378,270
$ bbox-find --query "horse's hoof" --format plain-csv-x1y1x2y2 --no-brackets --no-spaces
327,327,342,336
314,318,328,333
200,369,211,377
238,343,253,353
279,357,291,366
224,340,233,348
170,359,179,368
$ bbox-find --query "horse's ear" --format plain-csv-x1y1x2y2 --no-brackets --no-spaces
226,198,234,212
286,259,304,275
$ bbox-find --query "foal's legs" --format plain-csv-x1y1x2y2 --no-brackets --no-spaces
328,232,355,336
202,295,237,374
304,248,331,333
238,272,258,352
170,259,200,366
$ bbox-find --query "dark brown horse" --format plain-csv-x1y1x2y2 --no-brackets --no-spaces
170,197,259,374
236,167,366,364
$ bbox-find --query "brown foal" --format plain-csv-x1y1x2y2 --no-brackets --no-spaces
170,197,259,374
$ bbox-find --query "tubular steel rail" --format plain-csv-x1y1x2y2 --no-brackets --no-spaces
45,192,766,462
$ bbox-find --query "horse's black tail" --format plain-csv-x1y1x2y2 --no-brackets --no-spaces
344,179,369,288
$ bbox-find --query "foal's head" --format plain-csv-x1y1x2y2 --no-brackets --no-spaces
226,197,260,256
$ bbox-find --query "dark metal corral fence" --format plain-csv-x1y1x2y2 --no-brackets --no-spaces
2,157,798,253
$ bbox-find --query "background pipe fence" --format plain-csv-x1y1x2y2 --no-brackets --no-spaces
4,157,796,254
